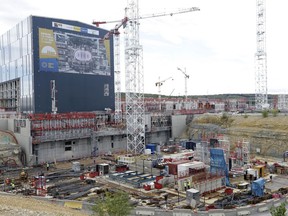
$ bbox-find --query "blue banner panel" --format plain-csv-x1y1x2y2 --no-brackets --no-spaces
39,58,59,72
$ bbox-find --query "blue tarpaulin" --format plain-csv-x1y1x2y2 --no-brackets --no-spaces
251,178,265,197
210,148,230,186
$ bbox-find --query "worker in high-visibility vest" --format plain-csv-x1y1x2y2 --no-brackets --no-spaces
183,181,187,191
187,181,191,189
10,182,15,190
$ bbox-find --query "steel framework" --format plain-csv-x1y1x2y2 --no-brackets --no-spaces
125,0,145,154
93,5,200,154
255,0,268,110
114,31,122,122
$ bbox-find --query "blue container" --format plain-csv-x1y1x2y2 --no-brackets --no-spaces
146,143,157,154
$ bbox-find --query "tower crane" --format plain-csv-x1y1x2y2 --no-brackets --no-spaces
177,67,190,101
93,7,200,27
155,77,173,111
93,4,200,154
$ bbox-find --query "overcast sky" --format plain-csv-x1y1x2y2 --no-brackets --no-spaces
1,0,287,96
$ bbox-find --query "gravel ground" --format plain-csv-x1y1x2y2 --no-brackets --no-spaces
0,193,91,216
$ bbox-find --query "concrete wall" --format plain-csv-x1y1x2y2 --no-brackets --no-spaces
132,196,288,215
36,138,92,164
146,130,170,146
97,134,127,155
1,191,287,216
0,113,173,165
0,119,8,130
145,114,152,132
171,115,188,140
9,119,32,165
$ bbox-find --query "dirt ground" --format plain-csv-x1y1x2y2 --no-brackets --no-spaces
0,193,91,216
0,158,99,216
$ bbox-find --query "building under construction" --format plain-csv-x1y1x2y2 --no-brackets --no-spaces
0,15,114,113
0,15,181,167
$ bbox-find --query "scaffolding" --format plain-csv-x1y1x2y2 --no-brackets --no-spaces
0,79,20,112
234,140,250,166
192,173,225,195
29,112,97,144
278,94,288,111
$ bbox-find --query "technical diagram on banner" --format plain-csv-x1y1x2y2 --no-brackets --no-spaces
39,24,111,76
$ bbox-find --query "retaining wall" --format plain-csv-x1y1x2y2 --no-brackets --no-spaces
1,191,287,215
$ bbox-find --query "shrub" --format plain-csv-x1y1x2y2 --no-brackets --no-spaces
262,110,269,118
271,109,279,117
270,202,286,216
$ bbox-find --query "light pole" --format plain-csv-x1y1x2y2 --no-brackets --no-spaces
142,159,145,173
175,188,180,204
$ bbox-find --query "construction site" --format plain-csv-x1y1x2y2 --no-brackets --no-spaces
1,0,288,215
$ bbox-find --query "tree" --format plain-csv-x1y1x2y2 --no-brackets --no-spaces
270,202,286,216
92,190,134,216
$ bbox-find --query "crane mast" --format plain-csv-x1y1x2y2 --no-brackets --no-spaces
177,67,189,101
114,29,122,122
155,77,173,111
125,0,145,154
95,17,129,122
255,0,268,110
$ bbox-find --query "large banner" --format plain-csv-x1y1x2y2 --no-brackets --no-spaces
39,28,59,72
38,23,111,76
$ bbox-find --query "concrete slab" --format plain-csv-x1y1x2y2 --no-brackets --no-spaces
265,175,288,192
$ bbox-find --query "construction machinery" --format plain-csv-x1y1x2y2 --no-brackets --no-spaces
155,77,173,111
177,67,190,101
93,5,200,154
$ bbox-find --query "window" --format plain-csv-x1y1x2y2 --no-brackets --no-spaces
111,142,114,148
65,141,72,151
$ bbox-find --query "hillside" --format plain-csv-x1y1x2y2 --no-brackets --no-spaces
183,113,288,158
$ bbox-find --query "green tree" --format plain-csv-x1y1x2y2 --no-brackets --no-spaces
92,191,133,216
270,202,286,216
